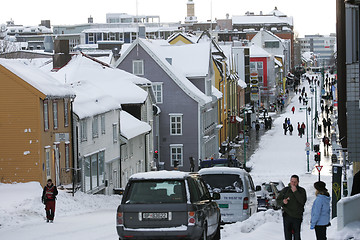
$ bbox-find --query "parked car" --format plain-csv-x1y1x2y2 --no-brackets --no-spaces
258,182,280,210
116,171,221,240
255,185,270,211
199,167,258,223
270,180,285,192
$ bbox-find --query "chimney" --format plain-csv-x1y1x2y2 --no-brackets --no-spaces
88,15,93,24
53,39,71,69
40,20,51,29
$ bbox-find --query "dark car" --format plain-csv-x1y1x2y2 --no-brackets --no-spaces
116,171,221,240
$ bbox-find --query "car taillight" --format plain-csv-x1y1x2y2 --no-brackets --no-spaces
243,197,249,210
117,212,123,225
188,211,195,225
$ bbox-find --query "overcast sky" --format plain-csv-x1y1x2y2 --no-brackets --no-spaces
0,0,336,37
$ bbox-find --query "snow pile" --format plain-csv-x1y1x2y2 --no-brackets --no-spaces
0,182,121,229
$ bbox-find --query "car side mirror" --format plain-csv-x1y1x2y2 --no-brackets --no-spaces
212,192,221,200
255,185,262,191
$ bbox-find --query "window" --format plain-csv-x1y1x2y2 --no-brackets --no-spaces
53,101,58,129
264,41,280,48
170,114,182,135
80,120,87,142
45,148,51,178
92,116,99,139
44,100,49,131
101,114,105,134
170,144,183,167
84,150,105,192
132,60,144,75
88,33,94,44
113,123,118,143
65,143,70,169
152,83,163,104
64,99,69,127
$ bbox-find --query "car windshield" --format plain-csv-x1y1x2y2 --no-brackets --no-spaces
124,180,186,204
263,184,273,193
201,174,244,193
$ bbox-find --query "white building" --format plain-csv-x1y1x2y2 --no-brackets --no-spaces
297,34,336,66
41,53,153,193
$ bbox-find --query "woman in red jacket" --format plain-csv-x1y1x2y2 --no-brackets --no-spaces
42,179,58,223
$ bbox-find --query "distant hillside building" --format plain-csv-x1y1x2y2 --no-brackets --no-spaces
297,34,336,67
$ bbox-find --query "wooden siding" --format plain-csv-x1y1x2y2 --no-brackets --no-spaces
0,65,43,184
0,65,73,187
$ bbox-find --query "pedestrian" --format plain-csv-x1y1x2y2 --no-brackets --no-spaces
327,118,331,135
322,136,330,156
255,120,260,131
42,179,58,223
301,122,306,138
297,122,301,137
351,170,360,196
189,157,195,172
298,95,302,103
287,118,291,126
321,105,324,115
268,116,273,129
291,106,295,114
283,122,288,135
310,181,331,240
277,175,307,240
288,124,293,135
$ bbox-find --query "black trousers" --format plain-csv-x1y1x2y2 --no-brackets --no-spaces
315,225,327,240
283,214,302,240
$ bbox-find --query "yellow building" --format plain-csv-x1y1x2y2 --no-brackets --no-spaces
0,60,75,187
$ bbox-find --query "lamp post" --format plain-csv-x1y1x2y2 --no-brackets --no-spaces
300,107,310,172
243,109,247,169
311,97,314,149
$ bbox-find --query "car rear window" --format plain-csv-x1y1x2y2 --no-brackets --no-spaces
201,174,244,193
124,180,186,204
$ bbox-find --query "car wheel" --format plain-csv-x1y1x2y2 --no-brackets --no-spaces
200,223,208,240
212,224,221,240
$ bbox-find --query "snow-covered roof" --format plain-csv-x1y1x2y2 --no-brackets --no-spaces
120,110,151,140
130,170,190,180
82,26,178,34
198,166,247,175
41,54,149,119
117,38,212,106
232,15,293,27
238,79,247,88
0,59,74,98
268,8,287,17
6,25,52,34
250,44,271,58
167,32,197,44
211,86,223,99
151,41,211,77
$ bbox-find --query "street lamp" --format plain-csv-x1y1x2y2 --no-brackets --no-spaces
300,107,311,172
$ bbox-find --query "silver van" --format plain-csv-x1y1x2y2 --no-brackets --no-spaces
199,167,258,223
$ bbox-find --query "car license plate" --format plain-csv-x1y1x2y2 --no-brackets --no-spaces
142,212,168,220
219,204,229,208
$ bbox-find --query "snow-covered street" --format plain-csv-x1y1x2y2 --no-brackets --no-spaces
1,76,359,239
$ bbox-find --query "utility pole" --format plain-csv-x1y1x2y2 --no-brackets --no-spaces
300,107,310,172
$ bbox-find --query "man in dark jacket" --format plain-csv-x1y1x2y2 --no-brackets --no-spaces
42,179,58,223
276,175,307,240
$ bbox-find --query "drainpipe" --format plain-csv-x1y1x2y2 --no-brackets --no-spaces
70,98,76,197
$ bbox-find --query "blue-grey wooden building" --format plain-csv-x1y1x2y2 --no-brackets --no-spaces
115,38,222,171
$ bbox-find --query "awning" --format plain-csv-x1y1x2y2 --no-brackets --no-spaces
236,116,243,123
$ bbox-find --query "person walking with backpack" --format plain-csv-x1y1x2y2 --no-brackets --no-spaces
42,179,58,223
277,175,307,240
310,181,331,240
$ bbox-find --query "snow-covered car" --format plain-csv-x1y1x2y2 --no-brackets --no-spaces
116,171,221,240
270,180,285,192
262,182,280,210
199,167,258,223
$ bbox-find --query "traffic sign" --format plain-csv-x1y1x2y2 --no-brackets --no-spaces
331,154,338,163
305,146,310,151
306,142,310,147
316,166,323,172
251,86,259,93
306,150,310,155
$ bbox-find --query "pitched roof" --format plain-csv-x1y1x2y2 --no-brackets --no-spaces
120,110,151,140
116,38,213,106
0,59,74,99
41,54,149,119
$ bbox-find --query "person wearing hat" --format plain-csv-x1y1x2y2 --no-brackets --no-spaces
310,181,331,240
41,179,58,223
